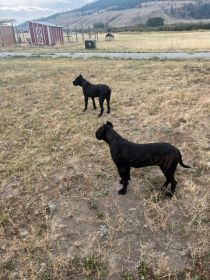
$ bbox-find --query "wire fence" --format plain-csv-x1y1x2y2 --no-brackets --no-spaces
13,26,100,47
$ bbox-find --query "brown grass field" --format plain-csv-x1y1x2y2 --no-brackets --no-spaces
2,31,210,53
0,57,209,279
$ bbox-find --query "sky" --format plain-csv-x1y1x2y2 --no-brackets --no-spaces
0,0,94,24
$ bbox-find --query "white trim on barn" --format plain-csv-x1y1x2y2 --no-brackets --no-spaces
47,26,51,45
35,26,44,44
42,24,46,45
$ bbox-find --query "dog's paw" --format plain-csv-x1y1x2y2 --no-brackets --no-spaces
118,188,127,195
82,109,87,112
165,191,173,199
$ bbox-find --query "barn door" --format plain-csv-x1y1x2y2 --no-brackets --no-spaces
35,27,44,45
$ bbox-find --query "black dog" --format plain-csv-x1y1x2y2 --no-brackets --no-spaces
96,122,190,198
73,75,111,117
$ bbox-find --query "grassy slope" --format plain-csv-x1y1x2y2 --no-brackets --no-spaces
0,58,209,279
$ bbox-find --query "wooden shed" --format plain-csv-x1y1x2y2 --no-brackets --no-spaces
28,21,64,46
0,20,16,47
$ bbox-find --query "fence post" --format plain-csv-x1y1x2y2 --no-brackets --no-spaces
82,27,84,42
12,22,17,46
88,27,91,39
67,25,70,44
75,26,78,42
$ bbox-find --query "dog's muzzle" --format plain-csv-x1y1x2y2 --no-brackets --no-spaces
73,81,77,86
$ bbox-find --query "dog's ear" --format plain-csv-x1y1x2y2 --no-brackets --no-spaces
106,121,113,128
79,74,83,78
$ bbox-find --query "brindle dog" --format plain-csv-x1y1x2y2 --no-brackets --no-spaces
96,122,190,198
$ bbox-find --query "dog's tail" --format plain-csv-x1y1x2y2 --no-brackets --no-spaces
179,153,191,168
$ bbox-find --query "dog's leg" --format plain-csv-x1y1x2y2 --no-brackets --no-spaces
165,176,177,198
117,165,130,195
160,166,170,191
161,180,170,189
83,95,88,112
170,178,177,195
91,97,97,109
164,162,178,198
98,97,104,117
119,167,130,184
118,179,128,195
106,95,110,114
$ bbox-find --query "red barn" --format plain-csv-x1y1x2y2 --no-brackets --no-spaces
28,21,64,46
0,19,16,47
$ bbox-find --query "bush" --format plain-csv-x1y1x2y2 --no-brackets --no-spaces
146,17,164,27
93,21,105,29
111,22,210,33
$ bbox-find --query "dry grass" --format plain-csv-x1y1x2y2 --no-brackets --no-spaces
2,31,210,53
0,58,209,279
94,31,210,52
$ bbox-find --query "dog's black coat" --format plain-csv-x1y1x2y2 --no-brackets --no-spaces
96,122,190,198
73,75,111,117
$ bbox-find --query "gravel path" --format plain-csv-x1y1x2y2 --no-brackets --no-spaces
1,51,210,60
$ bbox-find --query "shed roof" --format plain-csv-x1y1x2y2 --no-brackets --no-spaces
29,21,63,28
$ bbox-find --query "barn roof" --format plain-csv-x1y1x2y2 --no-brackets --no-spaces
29,21,63,28
0,19,15,25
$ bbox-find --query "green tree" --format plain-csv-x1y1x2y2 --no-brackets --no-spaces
93,21,105,29
146,17,164,27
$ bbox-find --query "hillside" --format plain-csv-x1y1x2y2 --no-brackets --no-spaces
20,0,210,29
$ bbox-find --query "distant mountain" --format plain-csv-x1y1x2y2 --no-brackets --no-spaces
19,0,210,30
73,0,143,13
